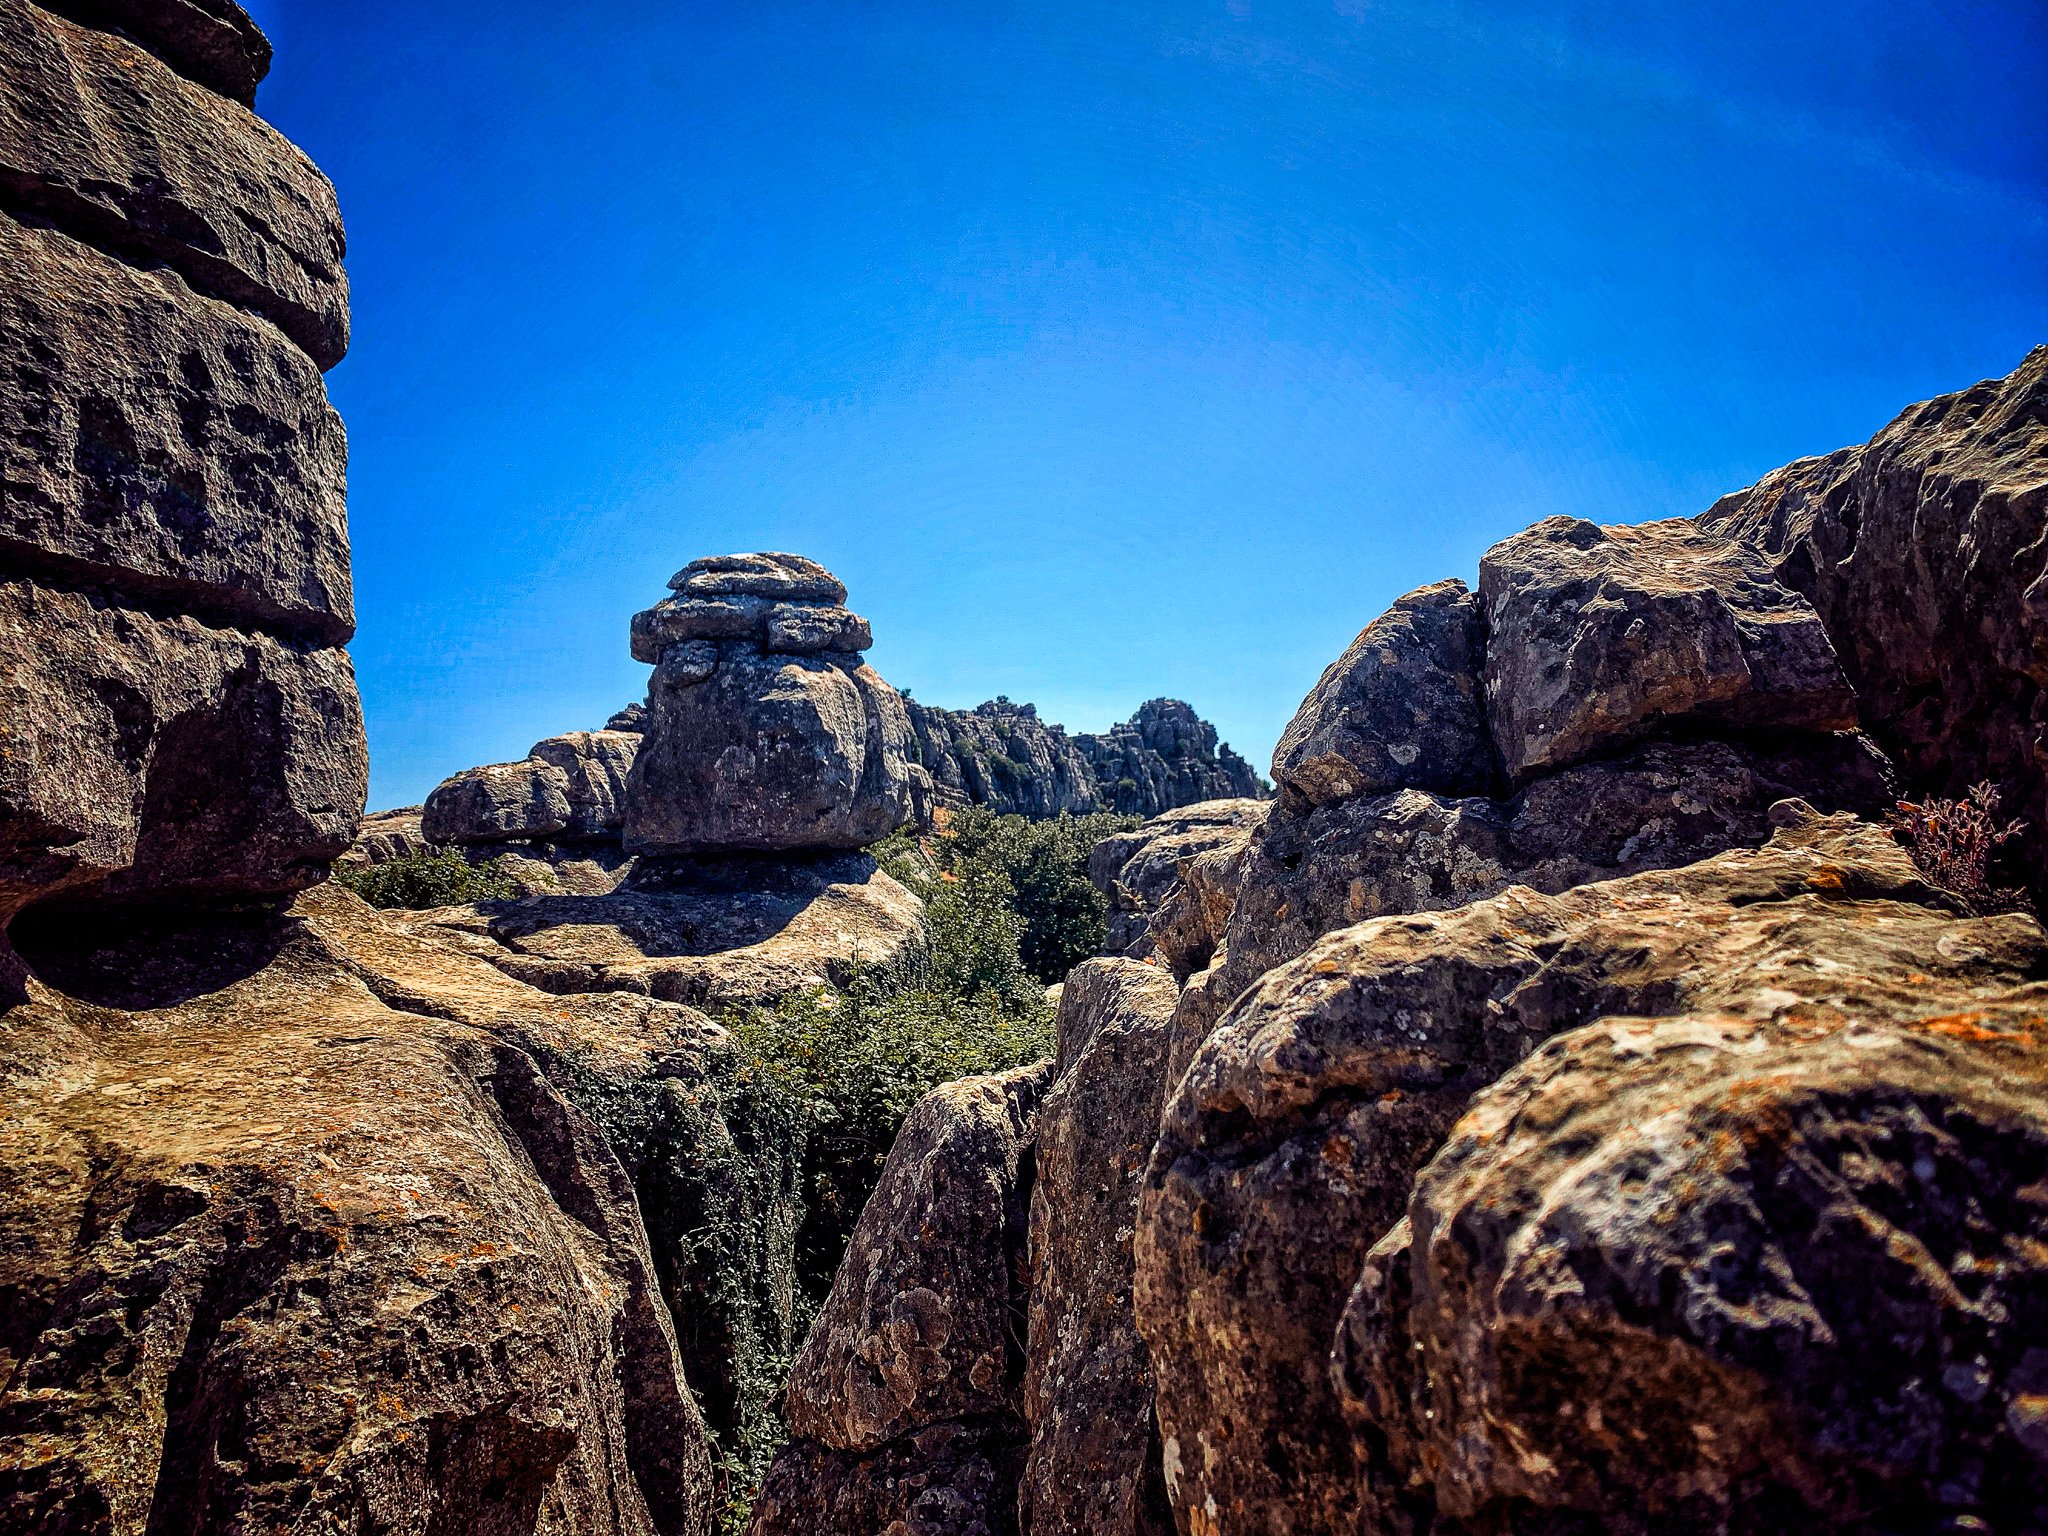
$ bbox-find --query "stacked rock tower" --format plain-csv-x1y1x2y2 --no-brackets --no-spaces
624,553,915,854
0,0,365,954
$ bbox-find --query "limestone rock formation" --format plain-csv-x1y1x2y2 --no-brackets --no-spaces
1019,960,1181,1536
1700,344,2048,902
421,731,639,848
1480,516,1858,781
40,0,272,105
1272,578,1494,806
624,556,914,855
397,851,926,1010
754,1062,1052,1535
1089,798,1268,960
909,695,1267,824
1137,807,2048,1536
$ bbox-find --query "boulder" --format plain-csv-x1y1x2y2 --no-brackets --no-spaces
1479,516,1857,781
0,577,366,926
1135,807,2046,1536
398,851,926,1010
0,213,352,641
1272,578,1494,807
0,0,348,367
36,0,271,104
529,729,640,839
753,1062,1052,1536
1699,345,2048,903
421,758,573,847
1088,798,1268,960
607,701,649,733
342,805,428,865
625,639,914,856
1340,994,2048,1536
1020,960,1181,1536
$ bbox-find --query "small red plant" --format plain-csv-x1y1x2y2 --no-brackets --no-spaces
1887,780,2033,916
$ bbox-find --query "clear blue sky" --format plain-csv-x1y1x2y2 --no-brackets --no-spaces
244,0,2047,812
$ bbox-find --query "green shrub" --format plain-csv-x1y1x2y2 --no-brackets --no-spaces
933,807,1141,981
330,847,520,909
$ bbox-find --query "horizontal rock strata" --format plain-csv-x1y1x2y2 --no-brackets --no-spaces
38,0,272,105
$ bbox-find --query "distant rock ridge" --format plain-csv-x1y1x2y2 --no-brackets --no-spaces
907,695,1267,824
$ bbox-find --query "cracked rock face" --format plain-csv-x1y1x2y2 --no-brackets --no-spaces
1135,808,2048,1536
623,556,914,855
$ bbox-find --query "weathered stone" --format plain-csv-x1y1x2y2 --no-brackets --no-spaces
0,0,348,368
38,0,271,104
342,804,428,865
420,758,573,847
1273,578,1494,807
1077,699,1268,818
782,1060,1050,1452
0,902,720,1535
1020,960,1181,1536
747,1423,1025,1536
909,698,1104,822
0,576,365,926
1479,516,1856,781
764,603,872,654
1167,732,1893,1087
631,597,766,661
1342,995,2048,1535
607,701,649,733
669,552,846,605
0,213,351,641
1136,808,2046,1536
625,649,914,855
529,729,639,839
1700,344,2048,902
1088,798,1267,960
398,851,925,1009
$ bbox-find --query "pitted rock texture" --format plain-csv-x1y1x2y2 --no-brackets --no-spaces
0,896,724,1536
1135,808,2048,1536
1479,516,1857,782
1273,578,1494,807
1020,960,1181,1536
1700,345,2048,902
1341,995,2048,1536
1164,730,1894,1090
0,0,349,368
751,1063,1051,1536
39,0,272,104
398,852,926,1010
0,577,366,925
0,213,352,641
1088,798,1268,960
624,558,915,854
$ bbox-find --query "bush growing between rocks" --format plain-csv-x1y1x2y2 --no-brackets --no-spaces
330,846,520,909
1889,781,2034,916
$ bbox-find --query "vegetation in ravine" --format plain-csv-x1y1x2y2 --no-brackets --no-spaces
330,845,520,909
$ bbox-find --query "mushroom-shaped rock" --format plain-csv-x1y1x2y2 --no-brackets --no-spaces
1479,517,1857,782
622,556,913,854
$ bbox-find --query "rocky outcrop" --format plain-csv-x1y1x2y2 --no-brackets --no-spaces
0,0,362,939
908,697,1267,825
39,0,272,106
1700,345,2048,902
624,555,914,855
753,1062,1051,1536
1088,799,1268,960
421,731,639,848
397,851,926,1010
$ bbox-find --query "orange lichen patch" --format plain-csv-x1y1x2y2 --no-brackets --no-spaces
1910,1009,2048,1047
1805,868,1847,891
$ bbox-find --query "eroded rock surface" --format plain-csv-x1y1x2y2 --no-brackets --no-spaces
1089,798,1268,960
1701,344,2048,901
40,0,273,104
1136,808,2048,1535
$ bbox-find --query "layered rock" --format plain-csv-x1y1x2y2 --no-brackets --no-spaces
421,730,639,847
1700,345,2048,901
0,0,362,939
39,0,272,106
909,696,1267,825
624,555,913,855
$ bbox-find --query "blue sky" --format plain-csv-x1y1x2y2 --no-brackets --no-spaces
245,0,2047,811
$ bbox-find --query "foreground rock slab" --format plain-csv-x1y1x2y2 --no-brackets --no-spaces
1136,807,2048,1536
